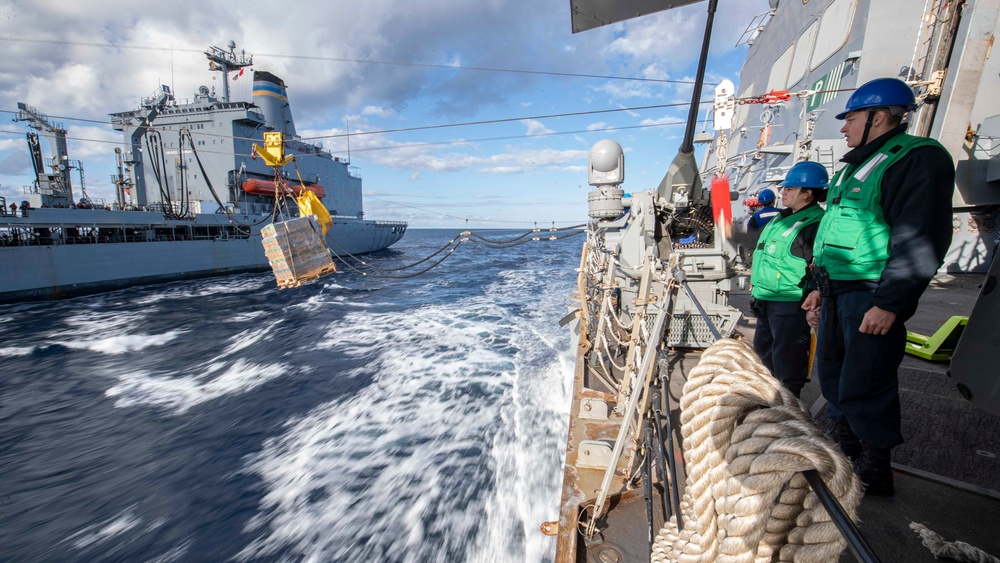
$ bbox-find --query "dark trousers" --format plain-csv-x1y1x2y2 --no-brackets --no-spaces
752,299,811,394
817,289,905,449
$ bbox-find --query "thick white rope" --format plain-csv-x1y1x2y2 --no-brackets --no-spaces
609,305,633,335
910,523,1000,563
651,338,862,563
599,331,628,372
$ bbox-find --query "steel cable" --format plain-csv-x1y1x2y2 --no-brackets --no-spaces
323,227,585,279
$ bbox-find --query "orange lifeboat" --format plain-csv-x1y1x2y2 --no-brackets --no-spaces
243,179,326,199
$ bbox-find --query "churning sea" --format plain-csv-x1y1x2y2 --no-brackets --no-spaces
0,229,581,562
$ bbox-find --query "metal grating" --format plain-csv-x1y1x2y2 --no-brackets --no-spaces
666,311,742,348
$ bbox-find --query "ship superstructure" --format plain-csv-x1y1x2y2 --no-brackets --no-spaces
711,0,1000,273
1,42,406,303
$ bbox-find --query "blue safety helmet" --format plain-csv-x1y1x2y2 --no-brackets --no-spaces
756,188,776,204
780,161,829,189
835,78,918,120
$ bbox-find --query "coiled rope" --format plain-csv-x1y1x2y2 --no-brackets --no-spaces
910,523,1000,563
651,338,863,563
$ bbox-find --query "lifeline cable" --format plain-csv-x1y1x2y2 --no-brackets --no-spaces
326,225,585,272
325,231,468,273
464,224,586,244
323,227,585,279
464,228,586,249
327,236,466,280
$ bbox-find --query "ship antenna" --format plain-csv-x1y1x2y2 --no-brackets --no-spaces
346,115,352,164
204,41,253,103
170,41,175,98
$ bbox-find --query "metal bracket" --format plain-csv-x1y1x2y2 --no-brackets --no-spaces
579,397,610,420
577,440,615,469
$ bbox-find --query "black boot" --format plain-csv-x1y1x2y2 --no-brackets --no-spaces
854,443,894,497
837,419,862,462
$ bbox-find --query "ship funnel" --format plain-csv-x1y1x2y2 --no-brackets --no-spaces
252,71,297,136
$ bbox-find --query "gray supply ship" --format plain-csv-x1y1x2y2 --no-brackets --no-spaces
555,0,1000,561
0,42,406,303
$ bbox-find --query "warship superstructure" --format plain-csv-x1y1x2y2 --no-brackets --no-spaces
0,42,406,303
555,0,1000,561
713,0,1000,273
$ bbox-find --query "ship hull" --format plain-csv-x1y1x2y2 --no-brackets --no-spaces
7,49,408,303
0,210,405,303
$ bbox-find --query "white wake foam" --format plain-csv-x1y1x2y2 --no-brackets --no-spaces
130,276,269,305
106,358,290,414
63,330,184,355
239,261,575,562
65,507,184,561
68,509,145,549
0,346,36,357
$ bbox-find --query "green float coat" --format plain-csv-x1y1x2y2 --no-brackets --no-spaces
814,134,945,280
751,203,825,301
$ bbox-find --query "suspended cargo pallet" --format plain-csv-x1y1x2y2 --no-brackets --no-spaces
261,215,336,288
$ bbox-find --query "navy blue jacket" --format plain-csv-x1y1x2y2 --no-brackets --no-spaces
827,124,955,321
750,205,780,229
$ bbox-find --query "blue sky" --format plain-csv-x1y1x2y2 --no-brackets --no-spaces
0,0,770,228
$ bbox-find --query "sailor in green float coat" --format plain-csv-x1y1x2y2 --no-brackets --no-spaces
750,161,828,398
801,78,955,497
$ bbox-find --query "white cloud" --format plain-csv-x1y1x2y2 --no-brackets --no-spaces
362,139,587,175
641,63,669,81
596,80,654,100
0,139,23,152
362,106,394,118
522,119,554,136
480,166,523,174
0,0,770,225
67,126,122,161
608,11,699,62
640,116,685,127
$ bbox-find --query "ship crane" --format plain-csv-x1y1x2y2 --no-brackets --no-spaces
68,160,92,205
111,147,134,209
15,102,74,207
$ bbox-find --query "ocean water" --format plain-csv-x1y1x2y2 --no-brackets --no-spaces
0,229,581,562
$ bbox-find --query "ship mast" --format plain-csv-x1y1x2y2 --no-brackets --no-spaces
204,41,253,103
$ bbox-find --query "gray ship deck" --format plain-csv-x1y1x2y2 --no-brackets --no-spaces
726,273,1000,561
568,273,1000,562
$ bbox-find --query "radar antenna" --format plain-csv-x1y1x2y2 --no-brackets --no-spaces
204,41,253,103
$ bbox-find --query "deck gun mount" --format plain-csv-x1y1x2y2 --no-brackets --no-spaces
581,0,741,348
585,137,741,348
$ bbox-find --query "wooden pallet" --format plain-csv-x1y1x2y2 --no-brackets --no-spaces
274,263,339,289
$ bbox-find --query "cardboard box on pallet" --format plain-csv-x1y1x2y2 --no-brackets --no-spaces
261,215,336,287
